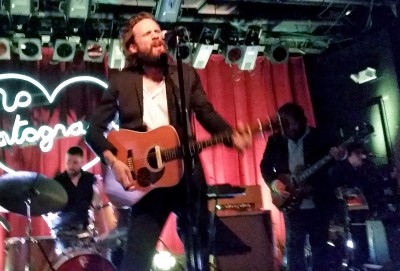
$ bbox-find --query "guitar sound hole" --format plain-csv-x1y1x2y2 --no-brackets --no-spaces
148,148,158,169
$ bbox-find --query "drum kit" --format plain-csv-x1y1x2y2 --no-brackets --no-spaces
328,186,390,270
0,171,128,271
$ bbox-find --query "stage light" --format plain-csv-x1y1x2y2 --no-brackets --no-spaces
59,0,94,20
154,0,182,23
224,45,242,64
153,251,177,270
192,27,217,69
171,43,192,64
224,45,259,71
237,45,259,70
108,39,125,70
350,67,377,84
264,43,289,64
0,38,11,60
83,40,106,63
52,39,76,62
4,0,39,16
18,38,42,61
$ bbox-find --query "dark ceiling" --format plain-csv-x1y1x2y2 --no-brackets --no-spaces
1,0,399,54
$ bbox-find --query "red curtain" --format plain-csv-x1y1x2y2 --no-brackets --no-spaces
0,52,314,269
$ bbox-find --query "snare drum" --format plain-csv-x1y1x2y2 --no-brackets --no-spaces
52,249,116,271
4,236,56,271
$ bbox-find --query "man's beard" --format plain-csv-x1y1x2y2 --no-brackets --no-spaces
136,49,168,69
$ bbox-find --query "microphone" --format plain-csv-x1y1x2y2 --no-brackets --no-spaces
161,26,188,43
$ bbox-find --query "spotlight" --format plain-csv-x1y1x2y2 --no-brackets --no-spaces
153,251,177,271
171,43,192,64
83,40,106,63
18,38,42,61
224,45,243,64
52,39,76,62
237,45,259,70
264,43,289,64
192,27,217,69
108,39,126,70
4,0,39,16
224,45,259,70
350,67,377,84
59,0,95,20
192,44,214,69
155,0,182,23
0,38,11,60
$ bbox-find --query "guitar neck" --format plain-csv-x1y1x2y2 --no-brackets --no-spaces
295,130,370,183
295,155,332,182
162,123,273,162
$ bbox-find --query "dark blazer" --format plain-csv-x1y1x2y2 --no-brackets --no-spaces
85,63,232,161
260,127,337,209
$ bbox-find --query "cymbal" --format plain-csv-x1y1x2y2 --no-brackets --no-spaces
0,171,68,216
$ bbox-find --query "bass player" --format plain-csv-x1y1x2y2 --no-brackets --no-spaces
260,102,345,271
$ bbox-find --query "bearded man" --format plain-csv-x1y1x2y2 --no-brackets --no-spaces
85,12,252,271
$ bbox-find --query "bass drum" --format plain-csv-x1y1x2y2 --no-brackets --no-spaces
366,220,390,265
52,249,116,271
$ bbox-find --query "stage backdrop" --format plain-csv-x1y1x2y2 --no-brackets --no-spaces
0,49,315,269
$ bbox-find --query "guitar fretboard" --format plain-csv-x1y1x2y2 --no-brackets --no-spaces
162,131,233,162
293,125,373,185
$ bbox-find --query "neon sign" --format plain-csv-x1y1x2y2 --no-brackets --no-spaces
0,114,86,152
0,73,109,172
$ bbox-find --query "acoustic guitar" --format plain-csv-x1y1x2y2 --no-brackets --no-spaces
271,123,374,213
106,120,278,206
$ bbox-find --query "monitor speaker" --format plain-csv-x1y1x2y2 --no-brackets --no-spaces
212,211,275,271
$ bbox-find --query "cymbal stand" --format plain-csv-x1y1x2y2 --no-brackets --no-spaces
341,199,360,271
24,198,33,271
24,196,56,271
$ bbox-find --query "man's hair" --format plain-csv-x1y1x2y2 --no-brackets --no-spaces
120,12,156,69
67,146,84,157
278,102,308,125
347,142,366,155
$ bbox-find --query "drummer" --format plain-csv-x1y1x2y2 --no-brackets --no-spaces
52,146,109,250
330,142,383,215
329,142,384,267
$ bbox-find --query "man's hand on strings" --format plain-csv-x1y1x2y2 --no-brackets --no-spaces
232,121,252,152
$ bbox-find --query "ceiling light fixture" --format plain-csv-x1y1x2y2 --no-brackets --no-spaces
52,39,76,62
154,0,182,23
18,38,42,61
350,67,377,84
83,40,106,63
0,38,11,60
264,43,289,64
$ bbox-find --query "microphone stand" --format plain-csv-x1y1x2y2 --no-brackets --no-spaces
174,35,201,271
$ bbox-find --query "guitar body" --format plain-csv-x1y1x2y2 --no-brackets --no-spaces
271,174,306,213
107,126,184,190
271,188,308,213
270,123,374,213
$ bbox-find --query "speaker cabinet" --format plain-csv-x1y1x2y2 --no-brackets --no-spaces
213,210,275,271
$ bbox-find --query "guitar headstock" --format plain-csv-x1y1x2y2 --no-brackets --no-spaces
255,117,283,135
354,123,375,140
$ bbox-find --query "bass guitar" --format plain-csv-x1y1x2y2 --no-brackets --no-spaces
106,120,278,206
271,123,374,213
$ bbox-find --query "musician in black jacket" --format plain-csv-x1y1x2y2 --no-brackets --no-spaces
85,12,251,271
260,103,344,271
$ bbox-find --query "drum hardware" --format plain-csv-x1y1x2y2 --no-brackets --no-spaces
0,171,68,271
333,187,390,270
